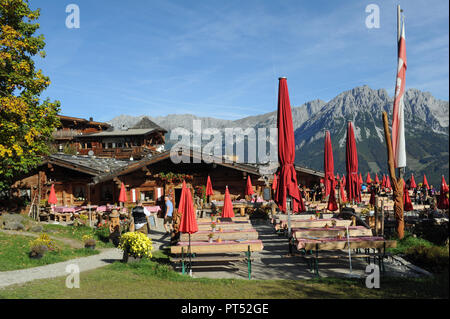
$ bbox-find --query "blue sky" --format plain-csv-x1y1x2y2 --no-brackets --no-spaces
32,0,449,121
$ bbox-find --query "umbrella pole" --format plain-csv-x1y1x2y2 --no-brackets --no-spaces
287,196,292,238
189,233,192,277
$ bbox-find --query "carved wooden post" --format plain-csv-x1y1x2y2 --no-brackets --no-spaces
382,112,404,239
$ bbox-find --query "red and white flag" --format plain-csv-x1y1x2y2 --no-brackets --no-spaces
391,18,407,168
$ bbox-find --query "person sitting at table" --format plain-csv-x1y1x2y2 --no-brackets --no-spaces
129,200,151,235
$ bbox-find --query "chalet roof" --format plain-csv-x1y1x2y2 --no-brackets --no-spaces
77,128,164,138
92,148,262,184
132,117,167,132
57,115,110,128
44,153,130,176
294,165,324,178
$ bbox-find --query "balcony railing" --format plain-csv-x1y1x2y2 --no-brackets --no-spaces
52,129,82,139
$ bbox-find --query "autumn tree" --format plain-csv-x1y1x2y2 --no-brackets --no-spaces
0,0,60,192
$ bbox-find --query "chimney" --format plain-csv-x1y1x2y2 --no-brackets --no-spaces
89,117,93,122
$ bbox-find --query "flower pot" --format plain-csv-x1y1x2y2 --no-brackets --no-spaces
208,238,213,243
29,252,44,259
122,250,142,263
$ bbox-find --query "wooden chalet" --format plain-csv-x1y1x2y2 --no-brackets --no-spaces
91,149,268,209
52,115,111,149
74,117,167,160
11,153,130,207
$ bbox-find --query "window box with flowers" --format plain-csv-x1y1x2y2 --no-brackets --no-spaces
119,232,153,263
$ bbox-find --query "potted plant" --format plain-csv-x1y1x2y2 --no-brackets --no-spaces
216,236,222,243
28,233,57,259
83,234,96,249
331,219,337,228
211,222,216,232
208,232,214,243
29,242,48,259
118,231,153,263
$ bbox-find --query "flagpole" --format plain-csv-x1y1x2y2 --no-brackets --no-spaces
397,5,404,181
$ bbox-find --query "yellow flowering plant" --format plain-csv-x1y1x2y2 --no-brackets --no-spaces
118,232,153,258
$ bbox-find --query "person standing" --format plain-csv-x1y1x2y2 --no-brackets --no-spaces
129,200,151,235
164,196,174,234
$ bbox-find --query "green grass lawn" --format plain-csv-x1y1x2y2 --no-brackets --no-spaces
42,224,115,249
0,232,99,271
387,232,449,273
0,250,447,299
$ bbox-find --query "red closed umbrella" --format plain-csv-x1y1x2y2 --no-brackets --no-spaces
272,174,278,191
374,173,380,184
366,173,372,184
327,180,338,211
274,77,305,214
437,176,449,210
345,122,361,203
381,174,386,189
119,182,127,203
423,174,429,189
442,175,449,193
403,183,413,211
410,174,417,189
179,184,198,234
385,176,392,190
359,173,363,185
48,184,58,205
206,176,214,196
324,130,335,197
339,180,347,202
222,186,235,218
246,176,254,196
341,174,346,187
336,173,340,181
179,182,198,276
178,181,187,215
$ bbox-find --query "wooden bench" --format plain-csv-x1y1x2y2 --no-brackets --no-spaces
290,237,396,277
170,244,258,279
180,229,258,241
197,221,253,231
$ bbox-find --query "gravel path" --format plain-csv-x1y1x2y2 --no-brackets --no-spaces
0,248,123,288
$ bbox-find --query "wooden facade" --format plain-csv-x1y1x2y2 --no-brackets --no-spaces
11,149,324,212
75,129,166,160
52,115,110,148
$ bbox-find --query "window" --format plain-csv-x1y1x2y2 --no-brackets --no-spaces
73,185,86,201
102,143,106,149
140,190,154,202
107,143,113,149
87,142,92,149
101,185,113,202
117,142,123,148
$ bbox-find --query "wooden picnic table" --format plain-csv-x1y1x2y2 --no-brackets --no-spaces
211,200,275,216
180,229,259,241
170,239,264,254
196,216,249,223
279,218,352,229
273,213,334,222
292,226,373,238
197,221,253,231
293,236,397,251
